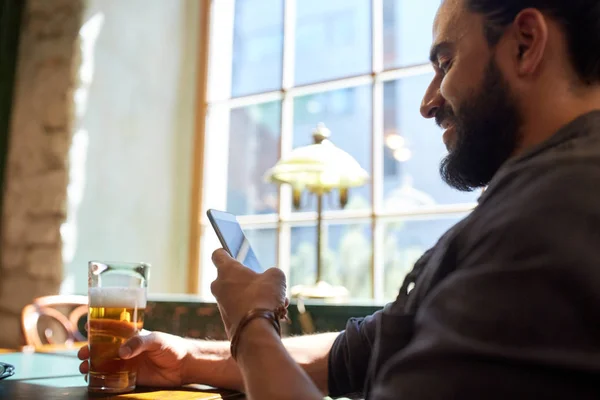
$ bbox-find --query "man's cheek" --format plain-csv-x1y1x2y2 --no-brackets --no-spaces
440,76,459,108
441,68,475,109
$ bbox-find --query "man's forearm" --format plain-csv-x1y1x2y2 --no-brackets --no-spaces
281,332,340,393
183,332,340,393
183,338,244,391
237,319,323,400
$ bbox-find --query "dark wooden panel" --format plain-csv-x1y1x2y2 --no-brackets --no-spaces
0,0,24,227
143,299,383,339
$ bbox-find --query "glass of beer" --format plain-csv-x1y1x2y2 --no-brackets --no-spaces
87,261,150,394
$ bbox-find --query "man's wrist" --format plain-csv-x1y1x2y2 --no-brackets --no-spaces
236,317,282,363
181,339,243,391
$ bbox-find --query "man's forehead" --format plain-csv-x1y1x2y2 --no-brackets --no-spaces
433,0,466,43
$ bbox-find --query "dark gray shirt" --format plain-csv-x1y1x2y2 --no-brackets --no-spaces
328,110,600,399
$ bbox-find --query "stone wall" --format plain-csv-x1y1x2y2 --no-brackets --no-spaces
0,0,82,348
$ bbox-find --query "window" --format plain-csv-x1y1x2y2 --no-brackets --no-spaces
196,0,478,301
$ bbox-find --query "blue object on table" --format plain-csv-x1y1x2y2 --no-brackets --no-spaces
0,363,14,380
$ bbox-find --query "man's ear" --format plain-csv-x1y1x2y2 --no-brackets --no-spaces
511,8,549,77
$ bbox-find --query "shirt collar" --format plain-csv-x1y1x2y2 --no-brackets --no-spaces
477,109,600,204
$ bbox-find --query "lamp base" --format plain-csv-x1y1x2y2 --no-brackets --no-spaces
289,281,348,334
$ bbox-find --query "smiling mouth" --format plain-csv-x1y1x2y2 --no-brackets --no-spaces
440,120,453,130
442,125,456,149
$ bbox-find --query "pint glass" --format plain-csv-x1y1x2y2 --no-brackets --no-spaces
87,261,150,393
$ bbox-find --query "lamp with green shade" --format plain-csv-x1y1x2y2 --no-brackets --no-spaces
264,123,369,300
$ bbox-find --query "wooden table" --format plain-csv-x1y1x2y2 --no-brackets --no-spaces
0,351,243,399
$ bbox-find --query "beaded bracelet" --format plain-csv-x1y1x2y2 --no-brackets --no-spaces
230,306,289,360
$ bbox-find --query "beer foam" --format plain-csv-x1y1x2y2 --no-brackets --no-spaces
89,287,147,308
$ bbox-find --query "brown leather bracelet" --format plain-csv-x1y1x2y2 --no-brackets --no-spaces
230,306,289,360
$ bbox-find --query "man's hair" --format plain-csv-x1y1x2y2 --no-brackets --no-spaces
466,0,600,85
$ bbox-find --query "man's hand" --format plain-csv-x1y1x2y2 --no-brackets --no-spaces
210,248,288,339
78,331,193,387
210,249,325,400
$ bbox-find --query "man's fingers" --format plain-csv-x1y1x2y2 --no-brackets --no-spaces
119,332,160,359
264,266,287,283
211,248,231,267
211,248,231,279
212,248,254,279
210,279,220,298
77,345,89,360
79,360,89,374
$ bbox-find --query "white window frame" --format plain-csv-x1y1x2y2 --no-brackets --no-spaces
188,0,476,300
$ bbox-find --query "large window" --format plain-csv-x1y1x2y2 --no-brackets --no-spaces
197,0,477,301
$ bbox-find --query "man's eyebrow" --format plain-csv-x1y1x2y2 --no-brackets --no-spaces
429,41,454,64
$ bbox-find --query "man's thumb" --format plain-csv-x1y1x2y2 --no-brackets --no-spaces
119,332,154,359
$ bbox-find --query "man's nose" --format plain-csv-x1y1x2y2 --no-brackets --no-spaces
420,83,444,119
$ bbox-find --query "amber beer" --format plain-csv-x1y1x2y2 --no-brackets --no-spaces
88,287,146,393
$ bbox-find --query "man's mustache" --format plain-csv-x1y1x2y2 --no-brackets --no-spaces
435,106,456,129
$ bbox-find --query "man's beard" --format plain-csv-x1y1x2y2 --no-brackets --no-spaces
438,58,522,192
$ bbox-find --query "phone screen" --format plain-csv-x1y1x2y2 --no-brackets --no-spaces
207,209,263,273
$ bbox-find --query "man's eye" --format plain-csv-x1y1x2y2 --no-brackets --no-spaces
439,60,452,73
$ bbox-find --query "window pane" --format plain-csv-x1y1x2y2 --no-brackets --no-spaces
382,213,467,300
232,0,283,97
292,85,372,212
383,0,440,69
382,74,480,209
290,222,372,299
295,0,371,86
290,225,316,288
227,102,281,215
244,227,278,270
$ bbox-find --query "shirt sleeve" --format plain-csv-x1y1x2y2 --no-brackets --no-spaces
327,248,435,397
327,311,381,398
369,163,600,399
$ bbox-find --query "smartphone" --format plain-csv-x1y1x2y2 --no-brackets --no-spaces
206,209,263,273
